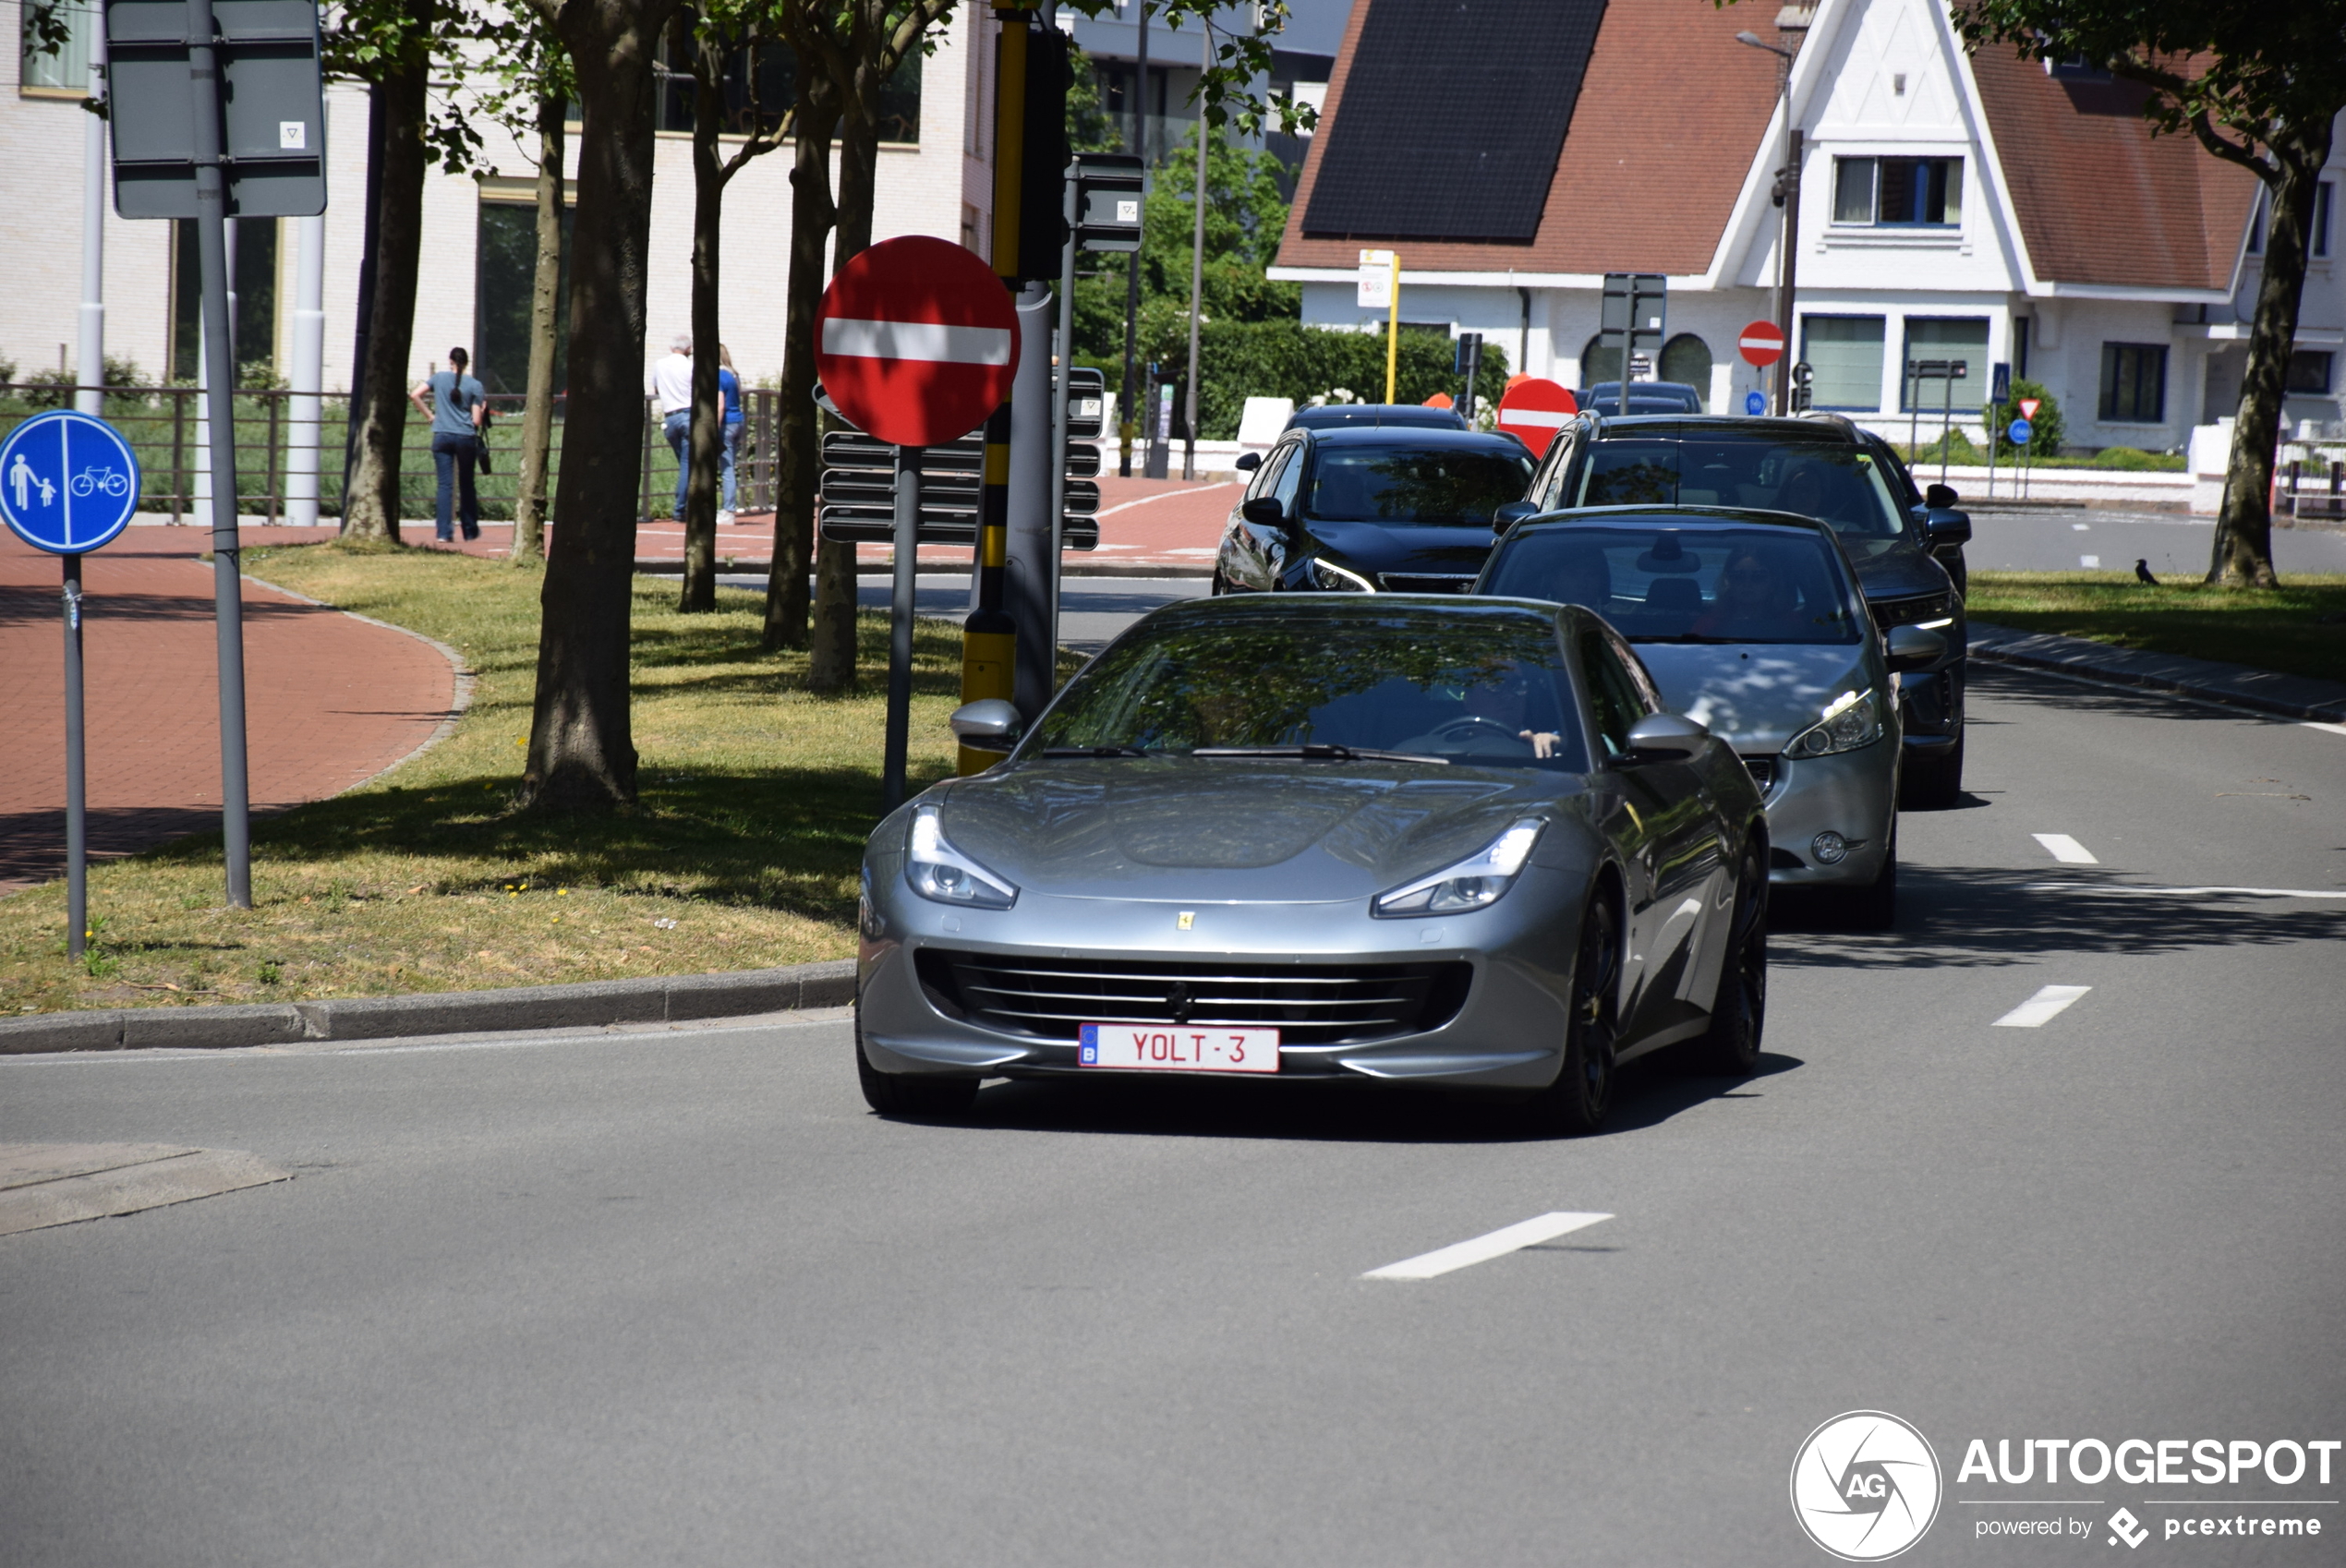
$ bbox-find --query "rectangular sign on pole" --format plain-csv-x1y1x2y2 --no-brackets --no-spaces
1600,272,1666,416
103,0,326,220
1357,249,1397,310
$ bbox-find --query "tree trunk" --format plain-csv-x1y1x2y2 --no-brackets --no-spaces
681,17,725,613
2210,126,2332,588
763,88,839,655
804,103,884,694
513,90,565,565
340,42,429,543
522,0,673,812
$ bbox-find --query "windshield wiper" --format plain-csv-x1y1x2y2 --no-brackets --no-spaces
1191,744,1449,766
1041,745,1151,758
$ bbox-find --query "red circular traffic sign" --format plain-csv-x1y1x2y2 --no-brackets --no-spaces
1738,320,1786,368
1494,378,1577,457
816,235,1019,447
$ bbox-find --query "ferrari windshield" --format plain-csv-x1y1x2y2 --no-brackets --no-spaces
1484,525,1864,645
1032,605,1589,770
1303,446,1534,525
1574,436,1908,542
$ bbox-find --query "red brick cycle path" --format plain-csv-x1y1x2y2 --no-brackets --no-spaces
0,527,463,894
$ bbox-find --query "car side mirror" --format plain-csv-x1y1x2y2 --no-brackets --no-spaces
1922,510,1972,545
1493,500,1539,536
1923,483,1960,509
949,698,1022,745
1622,712,1709,761
1883,624,1948,672
1240,495,1287,526
1235,451,1263,473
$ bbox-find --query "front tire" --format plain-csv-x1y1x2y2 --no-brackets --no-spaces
855,1010,979,1119
1900,731,1965,811
1523,896,1620,1135
1690,843,1768,1075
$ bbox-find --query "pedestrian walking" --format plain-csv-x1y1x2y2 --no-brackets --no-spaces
409,347,487,542
649,332,694,520
718,344,744,524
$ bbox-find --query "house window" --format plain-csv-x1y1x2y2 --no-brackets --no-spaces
1659,333,1712,400
1901,319,1990,412
652,40,920,142
2286,351,2334,395
169,219,280,384
1800,315,1886,411
475,198,575,396
1832,157,1962,226
18,0,91,93
2098,343,2168,423
2316,182,2335,259
2013,317,2031,380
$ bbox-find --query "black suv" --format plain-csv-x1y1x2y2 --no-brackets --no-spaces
1499,413,1972,808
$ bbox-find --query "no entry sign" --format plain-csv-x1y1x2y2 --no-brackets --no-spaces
816,235,1018,448
1738,320,1786,368
1495,378,1577,457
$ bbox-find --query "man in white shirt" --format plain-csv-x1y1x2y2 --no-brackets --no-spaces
648,332,694,520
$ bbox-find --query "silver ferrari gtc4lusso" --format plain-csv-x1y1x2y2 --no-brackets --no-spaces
855,595,1771,1133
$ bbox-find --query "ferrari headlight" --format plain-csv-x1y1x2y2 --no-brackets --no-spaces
1310,557,1377,592
1784,689,1883,759
905,802,1018,910
1373,820,1543,917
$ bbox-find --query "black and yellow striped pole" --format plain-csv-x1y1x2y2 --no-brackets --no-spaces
960,0,1034,776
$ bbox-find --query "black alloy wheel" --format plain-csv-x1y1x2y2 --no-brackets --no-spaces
1526,896,1620,1135
855,1007,980,1119
1690,842,1768,1075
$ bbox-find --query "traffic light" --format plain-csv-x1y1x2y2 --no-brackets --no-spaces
1071,152,1143,254
1012,19,1069,284
1790,361,1815,412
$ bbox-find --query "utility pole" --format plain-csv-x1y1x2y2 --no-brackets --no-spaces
1118,0,1148,477
1738,21,1807,415
77,26,106,417
1181,21,1207,481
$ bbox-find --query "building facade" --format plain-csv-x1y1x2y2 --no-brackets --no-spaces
1272,0,2345,451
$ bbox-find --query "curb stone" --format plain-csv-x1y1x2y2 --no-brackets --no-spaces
1966,621,2346,723
0,959,857,1055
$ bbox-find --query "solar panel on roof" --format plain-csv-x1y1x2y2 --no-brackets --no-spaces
1301,0,1606,245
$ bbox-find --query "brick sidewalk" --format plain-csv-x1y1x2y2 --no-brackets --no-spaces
0,532,461,893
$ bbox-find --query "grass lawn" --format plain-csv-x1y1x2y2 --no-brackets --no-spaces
1966,571,2346,685
0,545,975,1015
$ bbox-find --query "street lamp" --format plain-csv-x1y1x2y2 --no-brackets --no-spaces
1738,25,1804,416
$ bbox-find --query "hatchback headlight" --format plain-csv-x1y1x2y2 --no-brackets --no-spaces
1373,820,1543,917
906,802,1018,910
1310,557,1377,592
1784,690,1883,759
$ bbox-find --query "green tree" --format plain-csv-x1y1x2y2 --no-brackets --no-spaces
1951,0,2346,587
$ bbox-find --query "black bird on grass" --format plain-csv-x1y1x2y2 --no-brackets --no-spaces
2134,559,2159,585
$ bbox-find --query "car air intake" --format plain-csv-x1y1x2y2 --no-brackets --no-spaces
1382,573,1479,594
914,950,1472,1045
1742,754,1780,792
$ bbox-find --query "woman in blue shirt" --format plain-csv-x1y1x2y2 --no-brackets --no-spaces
408,347,487,542
718,344,744,524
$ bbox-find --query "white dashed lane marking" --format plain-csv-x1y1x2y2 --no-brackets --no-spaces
1364,1212,1613,1281
1994,985,2093,1029
2033,833,2098,863
2026,883,2346,900
2081,554,2102,568
2305,722,2346,739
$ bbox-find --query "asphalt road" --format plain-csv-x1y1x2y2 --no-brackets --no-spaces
1965,510,2346,577
4,663,2341,1566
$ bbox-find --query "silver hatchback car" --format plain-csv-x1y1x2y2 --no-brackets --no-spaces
855,595,1772,1133
1477,508,1947,928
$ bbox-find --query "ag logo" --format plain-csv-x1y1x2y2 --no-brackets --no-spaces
1790,1410,1942,1561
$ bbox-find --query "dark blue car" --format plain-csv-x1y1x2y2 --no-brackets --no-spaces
1214,426,1534,597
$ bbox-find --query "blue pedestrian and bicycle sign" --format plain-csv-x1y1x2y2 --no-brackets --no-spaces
1745,390,1768,416
0,409,142,554
2008,418,2033,445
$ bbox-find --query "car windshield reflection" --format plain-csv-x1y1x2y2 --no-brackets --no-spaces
1486,525,1864,645
1304,447,1534,525
1576,437,1908,544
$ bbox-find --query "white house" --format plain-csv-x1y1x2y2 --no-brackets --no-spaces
1271,0,2345,453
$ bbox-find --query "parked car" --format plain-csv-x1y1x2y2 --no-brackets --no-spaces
1280,403,1469,432
1477,508,1947,928
1502,413,1969,808
1576,381,1706,416
855,594,1772,1134
1216,427,1534,597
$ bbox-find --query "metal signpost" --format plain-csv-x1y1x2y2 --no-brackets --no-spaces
1987,361,2012,497
0,410,144,959
1455,333,1483,424
103,0,327,909
814,235,1022,810
1601,273,1666,416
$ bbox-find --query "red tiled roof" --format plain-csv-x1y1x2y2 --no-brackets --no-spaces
1276,0,1780,276
1969,44,2256,292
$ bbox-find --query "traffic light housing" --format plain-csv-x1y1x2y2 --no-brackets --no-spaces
1014,21,1069,283
1790,360,1815,412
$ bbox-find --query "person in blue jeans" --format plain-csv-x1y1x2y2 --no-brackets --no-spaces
718,344,744,524
648,332,694,518
408,347,487,542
